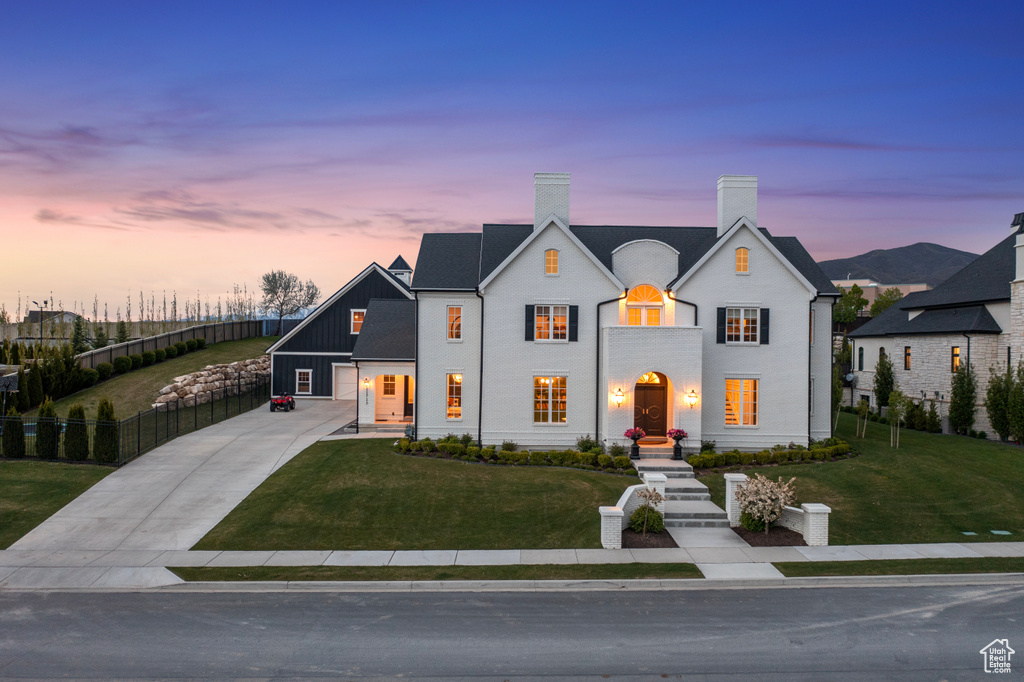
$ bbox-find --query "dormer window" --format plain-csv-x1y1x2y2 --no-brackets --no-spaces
736,247,749,273
545,249,559,275
626,285,663,326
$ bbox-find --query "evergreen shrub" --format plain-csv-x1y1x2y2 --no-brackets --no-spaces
195,338,207,349
81,368,99,387
64,404,89,462
113,356,132,374
629,506,664,534
2,407,25,459
612,455,632,469
598,454,613,468
141,351,156,366
35,398,59,460
96,362,114,380
154,348,166,363
185,339,197,352
174,341,187,355
129,354,143,370
164,345,178,359
93,398,118,464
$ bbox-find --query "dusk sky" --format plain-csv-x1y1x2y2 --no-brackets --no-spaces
3,1,1022,321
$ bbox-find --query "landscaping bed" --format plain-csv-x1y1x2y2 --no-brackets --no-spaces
732,526,806,547
395,436,637,475
621,528,678,548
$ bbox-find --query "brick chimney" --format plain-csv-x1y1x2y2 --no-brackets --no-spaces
717,175,757,238
534,172,570,231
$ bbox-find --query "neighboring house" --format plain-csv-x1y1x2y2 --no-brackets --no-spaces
831,280,931,315
23,310,80,325
266,259,413,402
848,213,1024,437
410,173,838,451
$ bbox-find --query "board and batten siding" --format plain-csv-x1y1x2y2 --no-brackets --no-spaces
272,354,351,398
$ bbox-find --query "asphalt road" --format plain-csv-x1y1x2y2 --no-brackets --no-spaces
1,584,1021,680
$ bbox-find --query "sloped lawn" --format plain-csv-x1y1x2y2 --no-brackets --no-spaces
193,439,635,551
701,411,1024,545
0,461,110,548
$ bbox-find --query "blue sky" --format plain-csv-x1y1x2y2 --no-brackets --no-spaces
2,1,1022,318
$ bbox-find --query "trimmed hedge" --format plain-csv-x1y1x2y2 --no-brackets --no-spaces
96,362,114,381
687,441,852,471
174,341,187,355
394,440,637,474
185,339,198,352
164,345,178,359
112,356,132,374
195,337,207,349
81,368,99,387
141,350,156,366
154,348,167,362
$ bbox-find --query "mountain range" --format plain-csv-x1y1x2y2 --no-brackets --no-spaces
816,242,978,287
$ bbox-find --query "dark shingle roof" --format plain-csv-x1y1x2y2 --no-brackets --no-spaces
388,255,412,271
410,233,481,289
905,232,1015,308
0,372,17,392
850,293,1002,338
412,223,836,295
351,299,416,361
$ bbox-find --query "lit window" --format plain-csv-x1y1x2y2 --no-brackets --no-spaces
545,249,559,275
533,376,567,423
447,306,462,340
736,247,749,273
383,375,396,396
726,308,759,343
904,346,911,371
296,369,312,394
351,309,366,334
725,378,758,426
951,346,960,372
626,285,663,327
447,373,462,419
535,305,568,341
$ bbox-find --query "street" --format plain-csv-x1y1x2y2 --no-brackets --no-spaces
1,583,1021,679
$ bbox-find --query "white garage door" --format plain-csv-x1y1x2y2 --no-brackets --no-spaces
333,365,357,400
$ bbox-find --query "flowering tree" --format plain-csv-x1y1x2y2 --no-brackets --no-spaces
735,474,796,534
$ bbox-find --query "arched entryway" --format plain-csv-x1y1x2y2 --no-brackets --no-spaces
634,371,668,438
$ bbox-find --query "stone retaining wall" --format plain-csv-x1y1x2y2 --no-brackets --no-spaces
152,356,270,408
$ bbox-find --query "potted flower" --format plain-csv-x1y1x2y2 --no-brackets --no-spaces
625,427,645,459
667,428,688,460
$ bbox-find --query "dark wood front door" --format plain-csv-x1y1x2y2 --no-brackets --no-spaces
403,376,414,418
633,384,667,437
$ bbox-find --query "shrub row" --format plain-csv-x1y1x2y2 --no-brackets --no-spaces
107,338,206,378
688,441,851,470
394,438,635,473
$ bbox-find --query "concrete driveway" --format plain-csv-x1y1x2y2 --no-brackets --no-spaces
10,400,355,554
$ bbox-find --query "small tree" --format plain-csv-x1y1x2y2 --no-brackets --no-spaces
91,323,108,349
259,270,321,335
2,406,25,459
26,365,44,408
14,365,29,413
64,403,89,462
949,363,977,436
630,487,666,536
873,352,895,410
869,287,904,317
985,367,1013,441
887,389,907,449
926,400,942,433
93,398,118,464
831,363,844,432
833,284,868,328
70,316,89,354
856,398,870,438
115,320,129,344
35,397,59,460
734,474,796,535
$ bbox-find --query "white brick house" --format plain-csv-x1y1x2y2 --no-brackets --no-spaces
849,213,1024,437
410,173,838,451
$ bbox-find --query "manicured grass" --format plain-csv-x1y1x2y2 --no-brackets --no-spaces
700,412,1024,545
170,563,703,582
775,557,1024,577
192,439,635,551
36,336,278,419
0,461,110,549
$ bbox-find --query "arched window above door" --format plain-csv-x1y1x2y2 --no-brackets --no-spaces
626,285,664,326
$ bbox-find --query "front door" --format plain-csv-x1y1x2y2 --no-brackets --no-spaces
633,384,667,437
403,376,414,418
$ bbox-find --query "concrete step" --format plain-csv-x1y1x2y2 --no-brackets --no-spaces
665,493,711,501
665,519,732,528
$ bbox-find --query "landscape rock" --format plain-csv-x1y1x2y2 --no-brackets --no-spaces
152,355,270,409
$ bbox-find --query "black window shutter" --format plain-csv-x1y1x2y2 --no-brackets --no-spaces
568,306,579,342
525,305,534,341
760,308,770,345
716,307,726,344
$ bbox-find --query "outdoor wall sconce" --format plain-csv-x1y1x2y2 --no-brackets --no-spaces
686,389,698,408
363,377,370,404
614,388,624,407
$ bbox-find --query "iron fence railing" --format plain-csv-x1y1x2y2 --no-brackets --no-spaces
0,375,271,466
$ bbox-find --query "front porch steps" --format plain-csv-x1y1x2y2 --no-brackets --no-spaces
636,460,729,528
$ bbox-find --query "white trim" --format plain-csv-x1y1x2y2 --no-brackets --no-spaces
611,239,680,255
478,215,624,293
272,351,352,356
350,309,366,335
265,262,412,353
671,219,816,295
295,368,313,395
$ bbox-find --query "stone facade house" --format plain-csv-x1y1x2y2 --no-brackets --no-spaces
848,213,1024,437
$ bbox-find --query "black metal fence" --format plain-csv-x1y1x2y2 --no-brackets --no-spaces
0,375,271,467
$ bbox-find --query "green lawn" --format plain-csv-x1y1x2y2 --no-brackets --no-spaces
0,461,110,548
776,557,1024,577
701,412,1024,545
171,563,703,582
34,336,278,419
192,439,635,551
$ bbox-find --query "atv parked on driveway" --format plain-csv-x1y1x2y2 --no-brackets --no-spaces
270,393,295,412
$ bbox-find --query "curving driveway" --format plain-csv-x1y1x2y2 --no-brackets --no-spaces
11,400,354,553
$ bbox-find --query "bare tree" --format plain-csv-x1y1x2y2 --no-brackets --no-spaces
259,271,320,335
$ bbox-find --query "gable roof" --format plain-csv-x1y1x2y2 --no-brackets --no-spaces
351,299,416,361
388,255,412,271
266,262,413,353
413,222,835,294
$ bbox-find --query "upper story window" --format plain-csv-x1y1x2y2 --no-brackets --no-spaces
535,305,568,341
951,346,960,372
545,249,559,275
735,247,749,273
447,306,462,340
626,285,663,327
726,308,758,343
350,309,366,334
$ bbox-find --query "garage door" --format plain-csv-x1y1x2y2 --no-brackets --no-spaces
333,365,357,400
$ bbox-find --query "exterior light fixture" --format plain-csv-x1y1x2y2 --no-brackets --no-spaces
686,390,698,408
363,377,370,404
614,388,624,407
